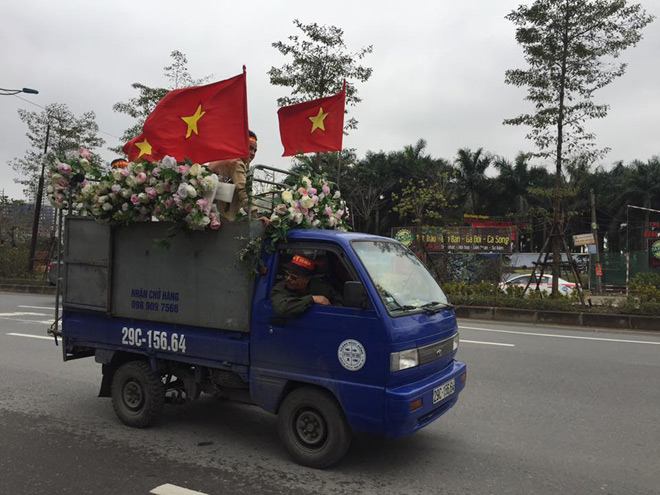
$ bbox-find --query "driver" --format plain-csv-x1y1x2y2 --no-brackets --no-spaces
270,254,342,317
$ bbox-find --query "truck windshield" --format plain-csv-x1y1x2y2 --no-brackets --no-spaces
352,241,449,314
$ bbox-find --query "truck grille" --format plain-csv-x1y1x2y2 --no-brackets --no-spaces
418,334,456,365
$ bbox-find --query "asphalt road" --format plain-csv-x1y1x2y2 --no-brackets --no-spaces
1,292,659,495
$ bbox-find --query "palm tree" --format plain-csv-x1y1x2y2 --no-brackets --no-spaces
454,148,492,215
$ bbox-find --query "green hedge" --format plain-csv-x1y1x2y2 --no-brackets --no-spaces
442,280,660,316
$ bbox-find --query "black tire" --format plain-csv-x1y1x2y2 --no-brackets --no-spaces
111,361,165,428
277,387,351,469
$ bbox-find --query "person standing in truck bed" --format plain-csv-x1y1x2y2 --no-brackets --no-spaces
207,130,268,225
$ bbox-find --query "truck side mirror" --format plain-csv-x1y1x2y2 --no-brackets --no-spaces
344,281,365,308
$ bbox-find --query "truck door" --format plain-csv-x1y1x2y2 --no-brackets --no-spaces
250,243,384,390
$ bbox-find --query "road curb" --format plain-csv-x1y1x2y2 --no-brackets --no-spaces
0,284,56,295
455,306,660,331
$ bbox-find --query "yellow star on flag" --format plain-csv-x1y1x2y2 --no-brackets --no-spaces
308,107,329,133
181,104,206,139
135,138,152,158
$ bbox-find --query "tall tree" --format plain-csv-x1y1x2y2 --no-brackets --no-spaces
268,19,373,134
503,0,653,294
112,50,211,154
8,103,105,198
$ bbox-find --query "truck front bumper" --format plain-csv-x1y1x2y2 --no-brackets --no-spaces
384,360,466,438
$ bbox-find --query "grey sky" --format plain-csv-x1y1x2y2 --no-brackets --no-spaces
2,0,658,200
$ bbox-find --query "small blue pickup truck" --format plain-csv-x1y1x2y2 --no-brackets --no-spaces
56,216,466,468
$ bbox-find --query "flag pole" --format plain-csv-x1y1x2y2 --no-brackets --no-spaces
336,79,346,187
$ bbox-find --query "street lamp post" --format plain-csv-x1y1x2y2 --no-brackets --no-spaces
1,85,43,270
27,122,50,271
0,87,39,96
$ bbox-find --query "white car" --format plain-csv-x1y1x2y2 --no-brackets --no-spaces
499,273,576,295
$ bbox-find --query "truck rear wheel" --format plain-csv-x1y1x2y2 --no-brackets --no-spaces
278,387,351,469
111,361,165,428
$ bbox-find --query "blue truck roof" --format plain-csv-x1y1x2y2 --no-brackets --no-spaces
284,228,396,247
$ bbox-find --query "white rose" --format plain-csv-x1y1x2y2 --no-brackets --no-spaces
161,156,176,169
122,203,129,211
189,163,203,177
177,183,189,199
102,203,113,211
333,190,341,199
202,174,218,191
312,219,321,227
126,176,137,188
292,212,303,225
270,213,280,222
79,158,90,171
281,190,293,203
300,195,314,209
302,176,312,188
112,169,122,181
186,184,197,198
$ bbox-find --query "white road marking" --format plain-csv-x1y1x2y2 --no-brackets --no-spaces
19,305,60,311
150,484,208,495
459,325,660,345
0,317,53,325
0,312,49,317
461,339,514,347
7,332,52,340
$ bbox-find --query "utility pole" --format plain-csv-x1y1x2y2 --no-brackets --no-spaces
27,122,50,271
590,188,602,294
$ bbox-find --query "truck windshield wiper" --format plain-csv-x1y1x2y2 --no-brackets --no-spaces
418,301,454,314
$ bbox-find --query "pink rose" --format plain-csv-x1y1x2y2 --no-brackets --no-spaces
335,209,344,218
152,167,161,176
165,198,173,208
298,187,307,195
210,218,221,230
312,195,319,205
324,206,333,216
322,184,330,195
58,163,71,173
120,168,130,177
177,164,190,174
196,198,208,209
145,187,156,198
81,179,88,186
131,194,139,204
111,184,121,193
308,187,317,195
78,147,90,159
185,203,192,212
136,172,147,185
58,178,68,187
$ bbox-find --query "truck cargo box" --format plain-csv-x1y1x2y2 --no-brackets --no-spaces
63,216,262,332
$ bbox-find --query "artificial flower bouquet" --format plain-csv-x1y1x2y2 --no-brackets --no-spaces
265,174,350,245
48,150,221,231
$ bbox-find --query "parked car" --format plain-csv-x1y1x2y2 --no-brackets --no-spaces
499,273,576,295
46,257,64,286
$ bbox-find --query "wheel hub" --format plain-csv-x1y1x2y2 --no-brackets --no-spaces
295,409,327,448
123,379,144,410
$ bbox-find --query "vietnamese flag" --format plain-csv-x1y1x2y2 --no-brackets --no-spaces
277,82,345,156
123,70,249,163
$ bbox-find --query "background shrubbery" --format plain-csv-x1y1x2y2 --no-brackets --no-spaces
442,275,660,316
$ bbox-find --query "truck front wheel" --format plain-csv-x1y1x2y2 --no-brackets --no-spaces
278,387,351,469
111,361,165,428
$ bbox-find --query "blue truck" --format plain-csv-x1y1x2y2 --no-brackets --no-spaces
56,215,466,468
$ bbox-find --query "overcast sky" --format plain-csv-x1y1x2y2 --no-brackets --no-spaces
2,0,658,200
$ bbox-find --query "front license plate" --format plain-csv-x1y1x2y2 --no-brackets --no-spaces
433,378,455,404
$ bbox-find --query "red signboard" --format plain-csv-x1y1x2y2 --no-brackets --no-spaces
595,264,602,276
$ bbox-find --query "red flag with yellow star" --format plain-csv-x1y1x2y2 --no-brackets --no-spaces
277,81,345,156
123,70,249,163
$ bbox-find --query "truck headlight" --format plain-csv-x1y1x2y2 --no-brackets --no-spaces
453,332,459,351
390,348,419,372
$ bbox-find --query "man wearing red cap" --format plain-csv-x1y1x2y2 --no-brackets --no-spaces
270,254,342,317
